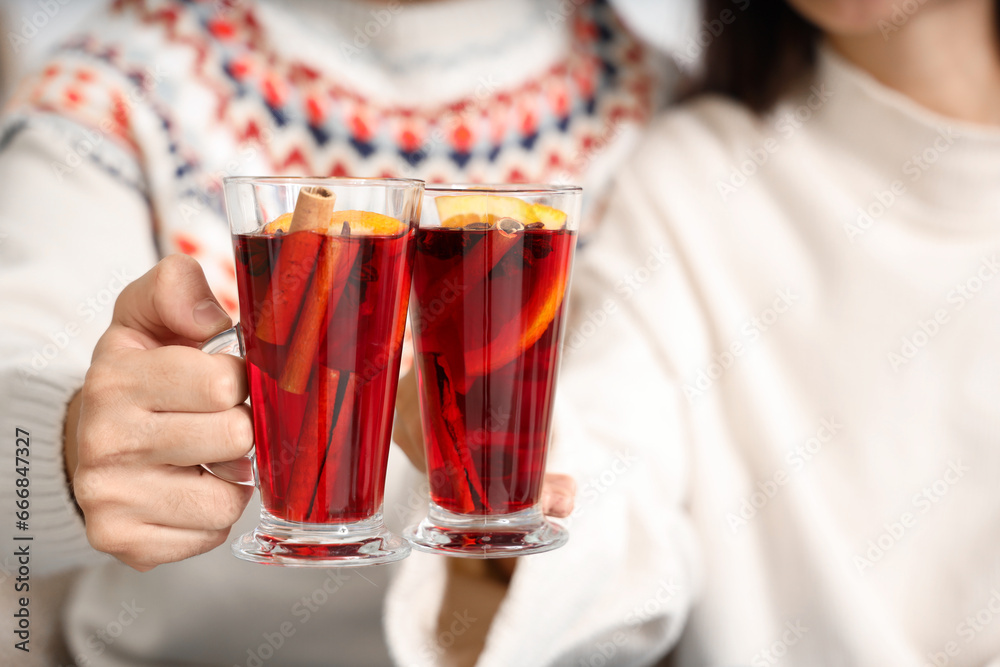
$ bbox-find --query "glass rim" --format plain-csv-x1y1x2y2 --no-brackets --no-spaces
424,183,582,195
223,176,425,188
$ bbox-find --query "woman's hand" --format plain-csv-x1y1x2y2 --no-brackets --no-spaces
393,365,577,519
65,255,254,571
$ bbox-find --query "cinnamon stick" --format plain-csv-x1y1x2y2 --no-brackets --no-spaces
307,372,357,523
291,186,337,230
279,225,359,394
284,366,354,522
424,353,488,514
256,187,337,344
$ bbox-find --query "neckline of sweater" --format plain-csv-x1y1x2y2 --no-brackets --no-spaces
255,0,568,89
805,44,1000,228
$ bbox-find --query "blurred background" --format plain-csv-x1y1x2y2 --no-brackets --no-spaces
0,0,698,103
3,4,115,664
1,0,110,103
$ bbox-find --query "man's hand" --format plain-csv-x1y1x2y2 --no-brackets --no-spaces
66,255,254,571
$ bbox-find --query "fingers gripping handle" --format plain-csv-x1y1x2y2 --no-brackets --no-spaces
201,325,245,357
199,326,256,486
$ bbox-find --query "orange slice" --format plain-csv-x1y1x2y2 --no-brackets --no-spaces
532,203,567,230
327,210,406,236
436,195,533,228
464,267,570,378
256,208,397,345
262,212,294,234
435,194,567,230
265,210,405,236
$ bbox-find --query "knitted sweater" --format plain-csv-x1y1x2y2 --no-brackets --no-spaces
384,45,1000,666
0,0,670,664
4,0,666,309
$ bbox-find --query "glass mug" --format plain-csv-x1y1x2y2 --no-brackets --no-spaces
405,184,581,557
201,176,421,566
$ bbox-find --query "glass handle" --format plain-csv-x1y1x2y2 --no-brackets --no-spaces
198,325,256,487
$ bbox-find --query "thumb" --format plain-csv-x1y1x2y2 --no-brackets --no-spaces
110,254,232,345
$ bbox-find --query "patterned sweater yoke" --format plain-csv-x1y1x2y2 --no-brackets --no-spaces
2,0,669,314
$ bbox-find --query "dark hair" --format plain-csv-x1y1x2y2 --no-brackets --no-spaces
693,1,820,113
693,1,1000,113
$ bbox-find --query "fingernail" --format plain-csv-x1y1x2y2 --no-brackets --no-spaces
550,493,572,517
193,299,230,327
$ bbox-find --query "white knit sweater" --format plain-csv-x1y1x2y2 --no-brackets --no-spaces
385,46,1000,666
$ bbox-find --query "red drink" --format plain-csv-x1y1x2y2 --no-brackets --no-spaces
233,224,413,524
410,225,576,516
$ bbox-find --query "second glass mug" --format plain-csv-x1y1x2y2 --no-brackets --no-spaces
201,176,422,566
405,184,582,557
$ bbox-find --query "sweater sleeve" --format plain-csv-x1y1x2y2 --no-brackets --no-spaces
385,159,705,667
0,119,158,576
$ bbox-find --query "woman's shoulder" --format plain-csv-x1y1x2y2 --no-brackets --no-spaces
629,94,770,176
614,93,777,215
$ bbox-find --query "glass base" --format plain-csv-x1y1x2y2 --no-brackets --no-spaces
404,502,568,558
232,510,410,567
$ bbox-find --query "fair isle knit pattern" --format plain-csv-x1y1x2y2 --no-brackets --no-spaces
1,0,663,316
